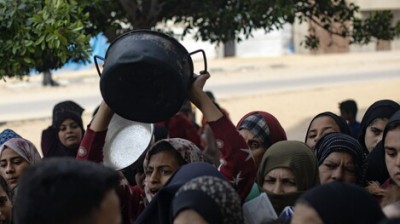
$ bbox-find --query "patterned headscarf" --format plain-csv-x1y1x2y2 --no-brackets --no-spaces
237,111,287,150
0,129,21,145
257,140,320,192
0,138,41,164
314,132,365,183
143,138,204,168
173,176,243,224
297,182,385,224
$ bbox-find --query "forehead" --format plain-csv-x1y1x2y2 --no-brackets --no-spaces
369,118,388,127
266,167,295,178
325,151,354,162
310,116,339,131
148,150,179,167
385,127,400,148
0,147,20,160
239,129,258,140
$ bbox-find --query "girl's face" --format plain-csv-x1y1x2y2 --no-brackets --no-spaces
58,118,83,149
239,129,265,168
144,151,180,198
384,127,400,186
306,116,341,149
0,147,30,190
365,118,388,152
262,168,297,194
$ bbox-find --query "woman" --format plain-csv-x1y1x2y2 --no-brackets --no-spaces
257,140,320,216
291,182,385,224
237,111,287,168
135,162,231,224
0,176,12,224
383,110,400,188
358,99,400,154
314,132,365,185
41,100,85,157
0,137,41,200
305,112,350,149
172,175,243,224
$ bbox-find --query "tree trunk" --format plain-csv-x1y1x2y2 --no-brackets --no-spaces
223,40,236,57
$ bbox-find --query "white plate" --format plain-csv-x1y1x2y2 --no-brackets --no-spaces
103,114,153,170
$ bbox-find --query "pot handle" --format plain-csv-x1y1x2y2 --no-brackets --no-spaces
94,55,105,77
189,49,207,74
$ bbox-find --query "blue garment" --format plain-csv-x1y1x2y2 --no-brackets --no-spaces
348,121,361,139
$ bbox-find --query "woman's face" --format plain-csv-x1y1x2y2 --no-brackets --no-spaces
384,127,400,186
262,168,297,194
0,186,12,224
144,151,181,198
239,129,265,167
306,116,340,149
365,118,388,152
58,118,83,149
174,209,208,224
291,202,323,224
318,151,357,184
0,148,30,190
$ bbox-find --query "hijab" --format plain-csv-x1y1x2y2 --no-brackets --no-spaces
297,182,385,224
173,176,243,224
0,138,41,165
0,129,21,145
135,162,226,224
314,132,365,183
382,110,400,146
237,111,287,150
362,141,388,185
304,111,351,142
358,100,400,153
257,140,320,214
142,138,205,203
41,110,85,158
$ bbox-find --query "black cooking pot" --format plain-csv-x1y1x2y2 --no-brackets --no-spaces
94,30,207,123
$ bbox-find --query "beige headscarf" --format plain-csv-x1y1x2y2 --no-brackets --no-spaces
257,140,319,192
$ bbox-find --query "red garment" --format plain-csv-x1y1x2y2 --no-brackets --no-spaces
166,114,201,148
208,116,257,201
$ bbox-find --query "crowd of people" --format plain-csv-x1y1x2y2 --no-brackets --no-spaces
0,71,399,224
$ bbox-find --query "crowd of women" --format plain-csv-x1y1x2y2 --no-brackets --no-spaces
0,71,399,224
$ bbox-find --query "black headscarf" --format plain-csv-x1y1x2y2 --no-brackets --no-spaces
297,182,385,224
362,141,388,185
358,100,400,153
382,110,400,146
314,132,365,184
135,162,226,224
41,111,85,158
304,111,351,142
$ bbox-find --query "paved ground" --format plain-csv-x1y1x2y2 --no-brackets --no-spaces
1,50,400,149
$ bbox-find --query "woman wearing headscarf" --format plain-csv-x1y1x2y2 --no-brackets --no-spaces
305,111,351,149
237,111,287,168
382,110,400,189
172,176,243,224
257,141,320,216
291,182,386,224
314,132,365,185
135,162,232,224
358,99,400,154
41,100,85,157
0,137,41,201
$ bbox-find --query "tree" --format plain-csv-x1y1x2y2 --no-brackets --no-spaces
1,0,399,80
83,0,400,48
0,0,91,80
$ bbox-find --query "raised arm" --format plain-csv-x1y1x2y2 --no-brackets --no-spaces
189,72,256,202
76,101,114,162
